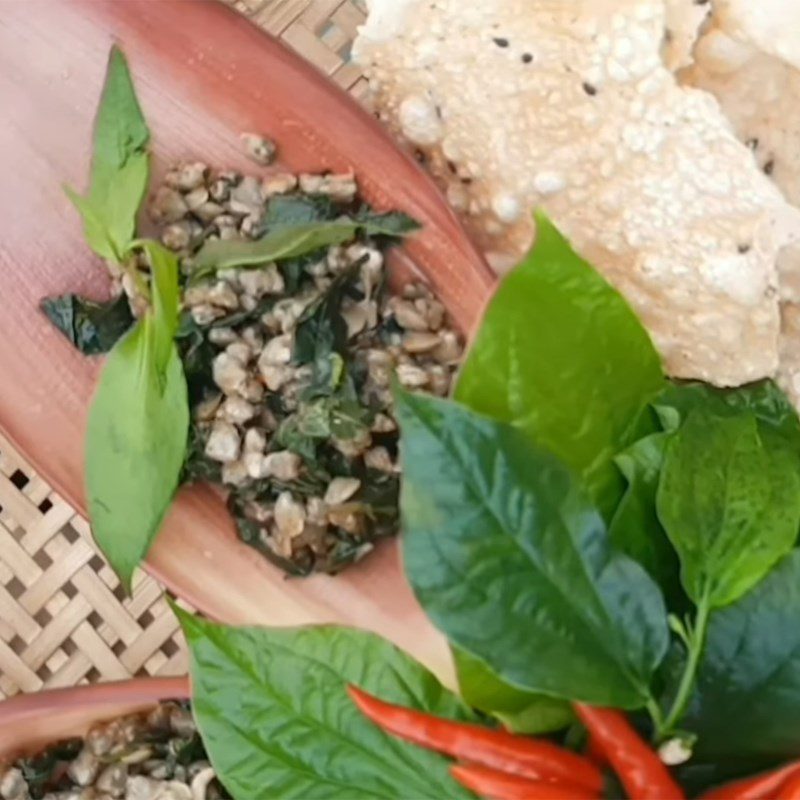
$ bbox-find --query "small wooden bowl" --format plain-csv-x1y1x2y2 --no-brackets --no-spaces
0,677,190,759
0,1,495,685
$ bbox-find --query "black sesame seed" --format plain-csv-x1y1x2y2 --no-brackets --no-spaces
738,243,751,254
746,137,759,150
446,160,458,174
493,37,509,48
521,53,533,64
764,158,775,175
582,81,598,96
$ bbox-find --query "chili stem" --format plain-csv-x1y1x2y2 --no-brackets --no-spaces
659,589,712,739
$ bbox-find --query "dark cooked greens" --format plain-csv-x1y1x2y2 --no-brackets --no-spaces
40,293,133,355
47,44,432,583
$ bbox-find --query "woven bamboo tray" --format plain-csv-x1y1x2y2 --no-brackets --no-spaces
0,0,368,700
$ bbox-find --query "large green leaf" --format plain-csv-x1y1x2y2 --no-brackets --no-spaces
65,46,149,262
453,649,573,734
85,246,188,589
175,611,475,800
656,410,800,608
455,212,664,517
609,432,683,608
397,390,669,708
683,551,800,760
653,380,800,444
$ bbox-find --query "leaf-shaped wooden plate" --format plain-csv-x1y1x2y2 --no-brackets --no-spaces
0,0,494,684
0,677,190,757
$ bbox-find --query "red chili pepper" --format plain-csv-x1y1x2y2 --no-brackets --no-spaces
701,762,800,799
573,704,684,800
348,685,604,792
450,764,599,800
586,735,609,768
778,770,800,799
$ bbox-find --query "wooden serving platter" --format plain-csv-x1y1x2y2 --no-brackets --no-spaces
0,0,495,684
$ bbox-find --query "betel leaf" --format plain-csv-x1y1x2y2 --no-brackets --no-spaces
455,212,664,519
682,550,800,760
65,46,149,262
175,611,475,800
397,390,669,708
192,214,417,278
656,409,800,608
40,292,133,355
609,432,683,608
454,648,573,734
653,379,800,445
86,243,188,589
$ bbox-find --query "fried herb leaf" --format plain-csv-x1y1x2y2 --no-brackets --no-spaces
264,194,338,227
455,211,664,520
354,208,420,237
182,423,220,485
40,292,133,355
20,738,82,799
175,611,476,799
657,409,800,608
86,243,188,589
293,263,360,365
192,215,416,278
397,389,669,708
65,46,149,262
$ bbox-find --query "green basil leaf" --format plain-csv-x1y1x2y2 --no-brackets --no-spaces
455,212,664,518
683,550,800,760
192,214,417,277
609,432,683,607
90,46,149,172
653,380,800,443
175,611,475,800
63,185,119,263
40,292,133,355
136,240,181,374
656,410,800,608
454,648,573,734
65,47,149,262
86,244,188,589
397,390,669,708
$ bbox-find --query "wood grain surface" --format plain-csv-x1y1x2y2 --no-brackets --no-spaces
0,0,495,685
0,676,190,756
